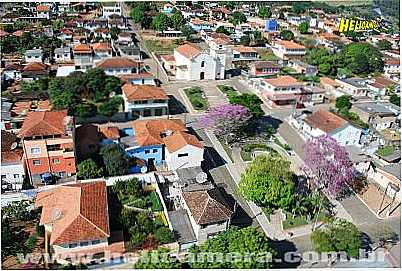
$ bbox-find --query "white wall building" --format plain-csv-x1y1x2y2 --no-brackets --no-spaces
300,109,362,146
174,43,217,80
164,133,204,171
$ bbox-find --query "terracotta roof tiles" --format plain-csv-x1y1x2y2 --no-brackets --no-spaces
35,181,110,245
182,189,233,225
96,57,141,69
18,110,69,138
264,76,301,87
304,110,348,133
163,131,203,152
122,84,168,102
175,43,202,60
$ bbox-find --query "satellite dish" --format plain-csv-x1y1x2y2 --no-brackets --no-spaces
195,172,208,184
51,208,62,222
141,166,147,173
10,142,18,150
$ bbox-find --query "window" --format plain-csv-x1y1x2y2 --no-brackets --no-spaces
145,150,150,154
152,149,158,153
92,240,101,245
52,158,60,164
68,243,78,248
80,241,89,247
201,61,205,68
178,153,188,157
31,147,41,155
13,174,19,179
33,159,41,166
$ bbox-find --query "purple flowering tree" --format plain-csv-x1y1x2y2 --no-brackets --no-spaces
303,135,355,197
199,104,252,144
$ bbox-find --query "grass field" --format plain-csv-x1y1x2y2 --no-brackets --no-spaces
143,39,181,54
184,86,208,111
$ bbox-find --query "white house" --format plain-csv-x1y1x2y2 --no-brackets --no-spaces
54,47,72,63
174,43,217,80
95,57,142,76
271,40,306,60
300,109,362,146
1,131,25,192
163,131,204,171
2,63,22,81
36,4,50,19
335,78,368,97
102,3,122,18
25,49,44,63
384,58,400,79
181,188,233,243
122,83,169,118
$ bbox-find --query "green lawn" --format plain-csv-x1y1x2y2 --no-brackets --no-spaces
240,143,277,161
143,39,180,54
184,86,208,111
217,85,238,98
283,212,331,230
259,50,280,61
376,145,397,157
273,137,292,151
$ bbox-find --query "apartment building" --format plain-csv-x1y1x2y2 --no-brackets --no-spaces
18,110,76,184
272,40,306,60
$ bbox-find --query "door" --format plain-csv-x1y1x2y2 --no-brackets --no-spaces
200,72,205,80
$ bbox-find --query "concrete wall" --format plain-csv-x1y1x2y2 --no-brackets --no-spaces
165,145,203,171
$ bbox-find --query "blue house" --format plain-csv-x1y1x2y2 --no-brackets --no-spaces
121,119,188,168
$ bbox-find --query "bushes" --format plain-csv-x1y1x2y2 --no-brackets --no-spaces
154,227,175,244
98,96,123,117
36,224,45,237
25,235,38,252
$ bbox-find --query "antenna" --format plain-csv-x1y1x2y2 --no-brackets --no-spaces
50,208,62,222
195,172,208,184
10,142,18,150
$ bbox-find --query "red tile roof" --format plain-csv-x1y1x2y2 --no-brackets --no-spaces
96,57,141,69
122,84,168,102
160,54,175,62
36,5,49,12
119,73,154,83
92,42,112,51
35,181,110,245
320,77,340,87
18,110,69,138
264,75,301,87
98,126,120,140
182,189,233,225
175,43,202,59
133,119,187,147
304,110,348,133
23,62,48,72
73,44,92,53
163,131,203,152
276,40,305,49
233,46,258,53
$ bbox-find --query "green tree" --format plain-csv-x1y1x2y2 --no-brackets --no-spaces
292,2,309,14
52,19,64,31
130,8,145,23
134,248,183,269
98,96,123,117
169,12,186,30
239,35,250,46
228,93,264,118
339,43,384,75
377,39,393,50
258,6,272,18
390,94,400,106
238,155,296,210
280,30,294,41
216,25,231,35
77,159,103,179
152,13,170,32
75,103,97,118
318,63,331,75
154,227,175,244
180,25,196,41
112,178,142,200
311,218,362,258
100,144,130,176
229,11,247,25
298,21,309,34
110,27,120,40
188,227,276,268
335,95,352,111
